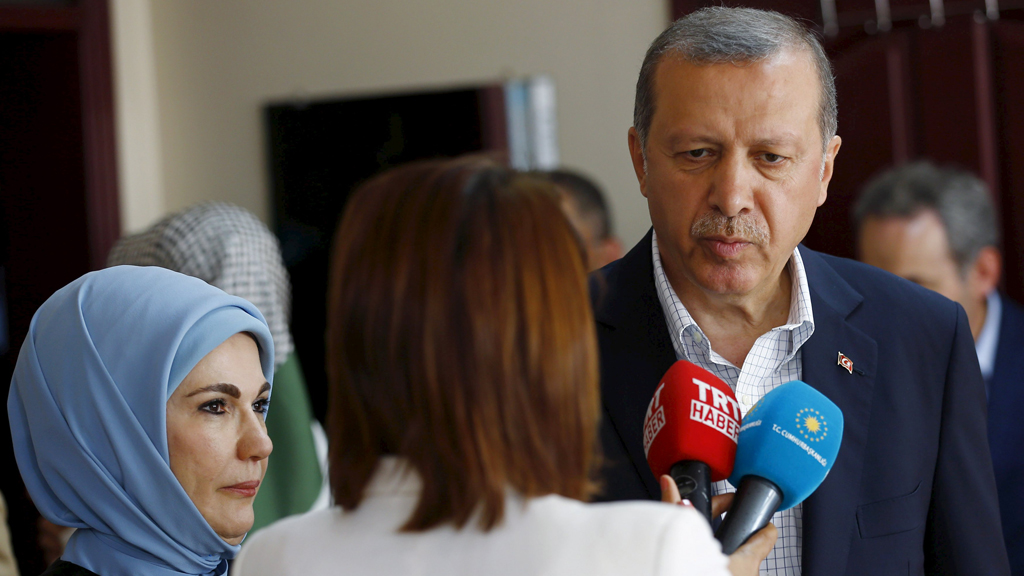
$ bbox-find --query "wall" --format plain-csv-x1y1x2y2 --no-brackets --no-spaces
111,0,668,245
111,0,165,234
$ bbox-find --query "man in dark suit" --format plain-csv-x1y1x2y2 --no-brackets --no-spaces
592,7,1009,575
855,161,1024,574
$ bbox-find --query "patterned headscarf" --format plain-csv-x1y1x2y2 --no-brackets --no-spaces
8,266,275,576
107,202,292,367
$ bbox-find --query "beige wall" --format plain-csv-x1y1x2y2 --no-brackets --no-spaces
112,0,668,245
111,0,165,234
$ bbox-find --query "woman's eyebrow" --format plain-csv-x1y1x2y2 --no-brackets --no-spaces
259,382,271,395
186,383,241,398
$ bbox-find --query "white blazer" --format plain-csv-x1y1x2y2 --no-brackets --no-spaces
233,458,730,576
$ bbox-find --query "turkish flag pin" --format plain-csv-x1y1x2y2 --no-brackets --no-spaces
837,352,854,374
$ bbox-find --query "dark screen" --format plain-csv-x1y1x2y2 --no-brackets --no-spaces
267,87,494,423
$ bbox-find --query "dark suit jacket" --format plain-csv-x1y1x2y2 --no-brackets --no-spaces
591,230,1009,576
989,295,1024,575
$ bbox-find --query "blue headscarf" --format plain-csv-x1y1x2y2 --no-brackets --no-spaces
7,266,275,576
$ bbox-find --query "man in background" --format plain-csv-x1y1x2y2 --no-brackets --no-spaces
855,161,1024,574
546,169,623,271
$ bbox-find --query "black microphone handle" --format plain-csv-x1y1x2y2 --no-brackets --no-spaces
714,475,783,554
669,460,712,522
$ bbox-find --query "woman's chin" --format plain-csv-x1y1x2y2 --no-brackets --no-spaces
179,486,256,545
212,511,255,546
219,531,248,546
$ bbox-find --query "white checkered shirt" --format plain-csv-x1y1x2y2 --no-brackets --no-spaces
652,231,815,576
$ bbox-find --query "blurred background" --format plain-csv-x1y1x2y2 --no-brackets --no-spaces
1,0,1023,573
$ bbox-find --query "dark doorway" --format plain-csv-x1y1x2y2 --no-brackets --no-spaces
0,1,119,573
266,85,508,424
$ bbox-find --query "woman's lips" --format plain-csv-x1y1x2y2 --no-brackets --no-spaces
221,480,260,498
702,237,752,258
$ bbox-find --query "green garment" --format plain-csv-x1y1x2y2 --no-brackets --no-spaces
252,353,322,532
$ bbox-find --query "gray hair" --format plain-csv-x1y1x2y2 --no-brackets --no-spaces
853,161,999,275
634,7,838,159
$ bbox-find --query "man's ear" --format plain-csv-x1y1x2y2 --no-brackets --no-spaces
627,127,648,198
817,135,842,207
968,246,1002,299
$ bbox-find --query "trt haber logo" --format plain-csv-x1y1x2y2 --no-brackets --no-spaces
642,375,741,457
642,382,667,456
689,378,741,442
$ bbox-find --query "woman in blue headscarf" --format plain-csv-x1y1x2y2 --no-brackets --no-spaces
7,266,275,576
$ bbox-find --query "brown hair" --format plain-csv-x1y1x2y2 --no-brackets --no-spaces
326,157,600,532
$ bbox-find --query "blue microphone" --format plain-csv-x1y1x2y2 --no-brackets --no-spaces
715,380,843,553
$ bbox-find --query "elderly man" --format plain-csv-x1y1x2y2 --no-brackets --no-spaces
855,162,1024,574
592,7,1008,576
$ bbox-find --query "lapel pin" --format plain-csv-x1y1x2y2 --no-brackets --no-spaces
837,352,854,374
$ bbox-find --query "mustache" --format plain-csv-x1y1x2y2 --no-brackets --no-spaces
691,212,770,246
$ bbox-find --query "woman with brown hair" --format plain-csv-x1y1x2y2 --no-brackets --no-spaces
232,158,774,575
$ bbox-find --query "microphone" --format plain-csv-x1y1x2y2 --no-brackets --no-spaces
715,380,844,553
643,360,740,521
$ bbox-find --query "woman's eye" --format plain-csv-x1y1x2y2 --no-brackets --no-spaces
253,398,270,415
200,399,226,415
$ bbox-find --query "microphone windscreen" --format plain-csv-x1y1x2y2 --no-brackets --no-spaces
643,360,740,481
728,380,843,510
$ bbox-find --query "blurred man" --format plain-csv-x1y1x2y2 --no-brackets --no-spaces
592,6,1008,575
546,169,623,271
855,161,1024,574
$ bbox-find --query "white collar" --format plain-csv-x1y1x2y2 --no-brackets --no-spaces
365,456,422,497
975,291,1002,380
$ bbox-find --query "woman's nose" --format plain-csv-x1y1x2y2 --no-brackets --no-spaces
238,413,273,461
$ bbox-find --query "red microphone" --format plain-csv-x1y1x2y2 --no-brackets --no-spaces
643,360,741,521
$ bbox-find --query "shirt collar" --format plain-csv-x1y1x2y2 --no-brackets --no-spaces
651,230,815,364
365,456,422,497
976,290,1002,380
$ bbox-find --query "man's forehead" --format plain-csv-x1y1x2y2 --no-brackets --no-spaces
662,127,806,148
868,209,950,241
653,45,814,82
660,46,816,90
859,212,965,295
649,50,820,140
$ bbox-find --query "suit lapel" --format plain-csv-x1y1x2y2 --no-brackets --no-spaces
595,230,677,499
798,247,877,576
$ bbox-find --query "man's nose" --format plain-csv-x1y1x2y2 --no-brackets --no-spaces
707,154,755,218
